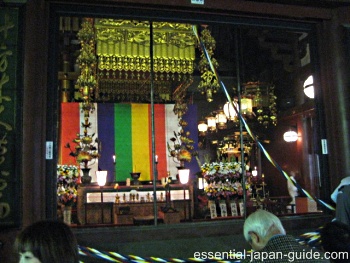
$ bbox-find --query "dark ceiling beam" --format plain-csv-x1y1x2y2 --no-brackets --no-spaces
49,0,337,21
246,0,350,8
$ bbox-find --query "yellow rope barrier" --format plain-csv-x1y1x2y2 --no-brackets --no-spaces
78,228,322,263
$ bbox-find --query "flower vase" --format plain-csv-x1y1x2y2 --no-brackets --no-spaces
81,168,91,185
63,206,72,225
130,172,141,185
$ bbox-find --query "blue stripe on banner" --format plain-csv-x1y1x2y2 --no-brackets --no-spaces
182,104,199,176
97,103,115,183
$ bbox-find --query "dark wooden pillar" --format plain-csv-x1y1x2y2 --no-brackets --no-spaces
318,8,350,199
22,0,49,225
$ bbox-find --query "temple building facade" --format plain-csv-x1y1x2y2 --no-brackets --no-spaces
1,0,350,262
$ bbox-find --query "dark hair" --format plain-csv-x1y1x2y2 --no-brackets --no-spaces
321,220,350,262
14,220,79,263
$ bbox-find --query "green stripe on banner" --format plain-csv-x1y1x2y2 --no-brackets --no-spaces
114,104,132,181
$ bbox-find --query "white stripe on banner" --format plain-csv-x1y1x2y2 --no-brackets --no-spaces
165,104,181,180
79,103,99,182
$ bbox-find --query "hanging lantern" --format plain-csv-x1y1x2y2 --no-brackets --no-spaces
241,97,253,116
206,116,216,132
223,101,239,120
215,109,227,130
198,120,208,136
304,75,314,99
283,131,298,142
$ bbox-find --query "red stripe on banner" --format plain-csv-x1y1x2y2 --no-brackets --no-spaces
154,104,167,179
148,105,167,180
148,105,152,178
59,103,80,165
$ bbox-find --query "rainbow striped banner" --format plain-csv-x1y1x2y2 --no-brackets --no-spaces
59,103,198,183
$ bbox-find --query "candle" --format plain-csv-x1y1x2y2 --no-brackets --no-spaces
155,155,158,162
252,167,258,177
112,155,116,164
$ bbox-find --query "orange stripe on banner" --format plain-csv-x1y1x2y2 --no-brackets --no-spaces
59,103,80,165
153,104,167,179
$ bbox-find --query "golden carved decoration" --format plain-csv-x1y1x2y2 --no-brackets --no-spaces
173,78,193,118
76,18,97,117
93,19,196,103
98,78,173,103
95,19,195,74
197,26,220,102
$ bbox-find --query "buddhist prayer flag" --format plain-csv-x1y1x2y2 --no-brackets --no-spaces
59,103,198,183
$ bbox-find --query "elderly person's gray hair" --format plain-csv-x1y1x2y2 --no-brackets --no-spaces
243,209,286,242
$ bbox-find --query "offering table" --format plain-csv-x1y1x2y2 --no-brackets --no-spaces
77,183,193,225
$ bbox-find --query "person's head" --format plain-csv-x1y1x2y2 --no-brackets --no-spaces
321,220,350,262
14,220,79,263
243,209,286,251
290,171,296,178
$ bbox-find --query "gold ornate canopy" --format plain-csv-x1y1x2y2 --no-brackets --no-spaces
94,19,196,103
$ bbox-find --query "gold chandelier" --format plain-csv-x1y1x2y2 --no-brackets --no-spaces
217,132,254,155
75,18,97,118
197,81,277,136
197,106,236,136
239,81,277,127
197,26,220,102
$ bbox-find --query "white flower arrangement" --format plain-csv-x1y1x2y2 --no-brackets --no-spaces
57,164,79,186
57,165,79,207
201,161,251,200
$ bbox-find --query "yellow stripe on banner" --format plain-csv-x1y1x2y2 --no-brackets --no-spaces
132,104,151,180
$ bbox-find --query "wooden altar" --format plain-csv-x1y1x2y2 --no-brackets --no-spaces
77,183,193,225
